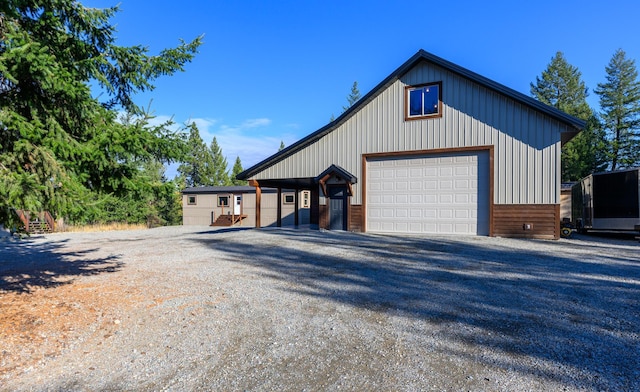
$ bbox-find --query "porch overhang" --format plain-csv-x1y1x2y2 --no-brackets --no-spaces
314,164,358,198
248,177,315,190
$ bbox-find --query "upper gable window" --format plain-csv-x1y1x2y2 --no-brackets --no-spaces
405,82,442,120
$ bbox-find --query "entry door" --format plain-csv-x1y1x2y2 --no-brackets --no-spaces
328,186,348,230
233,195,242,215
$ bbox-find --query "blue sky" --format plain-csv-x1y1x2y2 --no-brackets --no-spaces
83,0,640,178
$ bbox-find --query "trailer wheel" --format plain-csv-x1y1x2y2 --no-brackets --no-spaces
560,227,572,238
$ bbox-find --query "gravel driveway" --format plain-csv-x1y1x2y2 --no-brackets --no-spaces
1,226,639,391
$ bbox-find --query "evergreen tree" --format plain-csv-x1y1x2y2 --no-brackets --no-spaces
594,49,640,171
230,156,247,186
0,0,201,228
343,81,361,112
530,51,607,181
177,124,214,187
561,116,609,180
209,137,230,186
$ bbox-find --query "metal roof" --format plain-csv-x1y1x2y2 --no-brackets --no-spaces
237,49,586,180
182,185,278,194
314,164,358,184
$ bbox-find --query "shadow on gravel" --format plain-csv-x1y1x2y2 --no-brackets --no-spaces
192,228,640,391
194,227,254,235
0,238,123,293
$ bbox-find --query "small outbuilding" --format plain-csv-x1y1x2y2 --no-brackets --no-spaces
237,50,586,239
182,186,311,227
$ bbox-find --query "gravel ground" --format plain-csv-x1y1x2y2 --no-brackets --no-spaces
1,226,639,391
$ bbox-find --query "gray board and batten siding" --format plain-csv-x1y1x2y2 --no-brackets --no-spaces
238,50,585,238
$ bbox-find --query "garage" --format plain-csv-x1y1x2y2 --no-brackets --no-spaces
238,50,585,239
366,151,490,235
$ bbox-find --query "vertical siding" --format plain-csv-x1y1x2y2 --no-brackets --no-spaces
253,61,569,205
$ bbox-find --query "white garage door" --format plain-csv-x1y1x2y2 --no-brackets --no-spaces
366,151,489,235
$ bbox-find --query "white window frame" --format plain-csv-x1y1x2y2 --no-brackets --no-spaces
217,195,230,207
405,81,442,120
283,193,295,205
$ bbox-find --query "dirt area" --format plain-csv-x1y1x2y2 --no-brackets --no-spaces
1,281,138,375
1,227,639,391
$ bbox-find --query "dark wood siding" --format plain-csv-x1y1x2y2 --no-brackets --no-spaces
319,205,328,229
493,204,559,239
349,205,363,232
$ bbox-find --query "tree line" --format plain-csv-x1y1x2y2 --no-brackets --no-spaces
530,50,640,181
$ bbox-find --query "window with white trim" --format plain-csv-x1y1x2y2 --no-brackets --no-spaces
218,195,229,207
405,82,442,120
302,191,310,208
283,194,295,204
187,195,197,205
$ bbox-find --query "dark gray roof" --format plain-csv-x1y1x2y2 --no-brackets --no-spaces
315,164,358,184
237,49,586,180
182,185,278,194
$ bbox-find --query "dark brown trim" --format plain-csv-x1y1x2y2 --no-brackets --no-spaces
404,81,443,121
362,146,495,235
489,150,495,237
249,179,261,228
361,154,368,232
318,174,329,197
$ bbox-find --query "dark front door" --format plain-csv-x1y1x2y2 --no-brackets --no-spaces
328,186,348,230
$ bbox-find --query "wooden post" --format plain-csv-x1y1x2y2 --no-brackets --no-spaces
294,189,300,227
249,180,261,228
277,188,282,227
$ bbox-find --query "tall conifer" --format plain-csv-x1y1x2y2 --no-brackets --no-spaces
531,52,608,180
230,156,247,186
0,0,201,227
594,49,640,171
209,137,230,186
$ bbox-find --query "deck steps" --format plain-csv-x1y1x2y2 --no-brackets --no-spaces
27,220,52,234
211,214,247,227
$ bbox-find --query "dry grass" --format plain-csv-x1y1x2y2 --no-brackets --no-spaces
60,223,148,233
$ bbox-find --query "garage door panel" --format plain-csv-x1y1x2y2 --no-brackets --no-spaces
367,151,489,235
